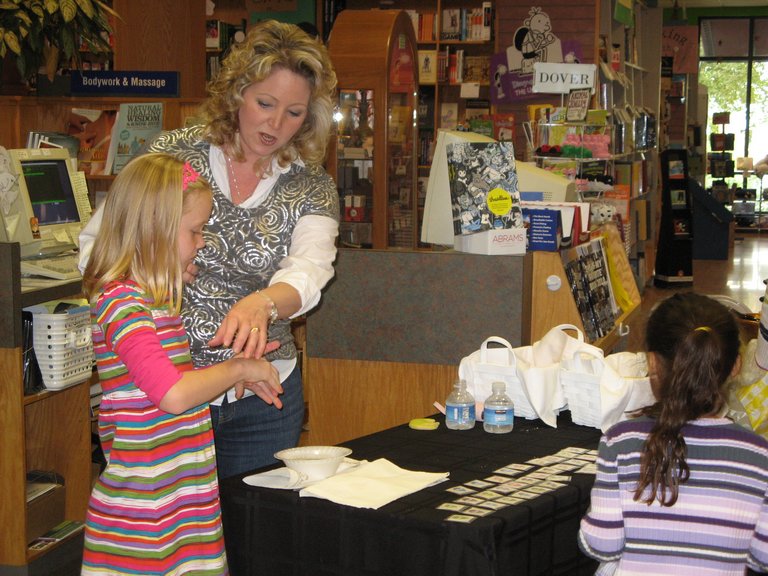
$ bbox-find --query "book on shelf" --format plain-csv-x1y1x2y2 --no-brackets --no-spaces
448,49,464,84
670,188,687,208
441,8,462,40
439,6,493,41
439,102,459,130
522,207,562,252
26,482,59,503
436,46,450,83
206,20,223,50
417,93,435,131
106,102,164,175
468,117,494,138
28,520,85,553
422,130,524,255
26,131,80,162
66,107,119,175
667,159,686,179
463,55,490,84
417,50,438,85
673,217,691,236
492,112,515,142
406,10,436,42
417,176,429,207
464,98,490,121
205,19,247,52
480,2,493,41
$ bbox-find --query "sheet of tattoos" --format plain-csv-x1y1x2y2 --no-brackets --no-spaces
440,446,598,523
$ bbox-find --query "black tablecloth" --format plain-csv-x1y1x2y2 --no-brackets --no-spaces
220,414,602,576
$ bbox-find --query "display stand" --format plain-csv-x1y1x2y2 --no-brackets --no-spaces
655,149,693,285
692,179,733,260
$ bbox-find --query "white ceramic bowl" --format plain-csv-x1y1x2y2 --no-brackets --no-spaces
274,446,352,481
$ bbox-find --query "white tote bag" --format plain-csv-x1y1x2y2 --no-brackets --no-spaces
459,325,603,427
458,336,537,420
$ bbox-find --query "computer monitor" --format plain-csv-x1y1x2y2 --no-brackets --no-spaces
0,148,91,259
515,161,578,203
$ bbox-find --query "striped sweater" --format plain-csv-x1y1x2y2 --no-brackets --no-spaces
579,415,768,575
82,281,227,575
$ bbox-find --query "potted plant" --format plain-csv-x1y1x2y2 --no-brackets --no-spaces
0,0,117,89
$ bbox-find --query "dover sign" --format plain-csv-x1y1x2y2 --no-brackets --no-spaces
532,63,596,94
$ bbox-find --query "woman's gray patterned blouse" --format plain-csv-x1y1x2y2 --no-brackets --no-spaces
149,127,339,369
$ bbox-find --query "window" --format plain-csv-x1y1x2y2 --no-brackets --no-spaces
699,17,768,196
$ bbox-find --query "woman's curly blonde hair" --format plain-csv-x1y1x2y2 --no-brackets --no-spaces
199,19,337,167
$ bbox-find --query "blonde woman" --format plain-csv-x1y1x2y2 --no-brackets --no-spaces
80,20,340,479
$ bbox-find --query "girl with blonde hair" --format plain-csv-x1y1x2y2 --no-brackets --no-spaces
81,153,282,575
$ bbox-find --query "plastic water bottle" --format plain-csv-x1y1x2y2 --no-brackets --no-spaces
445,379,476,430
483,381,514,434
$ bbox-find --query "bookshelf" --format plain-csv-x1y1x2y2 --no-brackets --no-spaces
410,0,496,189
596,0,662,290
0,242,92,572
0,96,203,203
328,2,496,244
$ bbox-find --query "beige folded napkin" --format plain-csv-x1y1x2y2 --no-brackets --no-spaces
299,458,449,509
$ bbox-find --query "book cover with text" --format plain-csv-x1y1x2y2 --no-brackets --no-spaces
445,140,523,236
107,102,164,174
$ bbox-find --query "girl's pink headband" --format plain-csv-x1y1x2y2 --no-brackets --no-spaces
182,162,201,191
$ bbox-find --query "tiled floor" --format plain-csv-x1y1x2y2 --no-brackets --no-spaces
625,232,768,351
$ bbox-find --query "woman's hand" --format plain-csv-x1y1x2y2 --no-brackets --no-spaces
208,292,275,358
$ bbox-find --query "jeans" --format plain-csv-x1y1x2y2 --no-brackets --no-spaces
210,365,304,479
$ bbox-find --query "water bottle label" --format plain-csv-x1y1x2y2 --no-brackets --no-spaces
483,407,514,426
446,404,476,424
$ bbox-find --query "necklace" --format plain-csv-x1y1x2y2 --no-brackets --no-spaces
226,154,268,205
226,154,246,204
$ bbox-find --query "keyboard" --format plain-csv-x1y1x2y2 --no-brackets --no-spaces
20,253,82,281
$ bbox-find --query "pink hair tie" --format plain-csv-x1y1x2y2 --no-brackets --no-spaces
182,162,201,191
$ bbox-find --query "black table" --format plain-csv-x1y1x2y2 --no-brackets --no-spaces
220,414,602,576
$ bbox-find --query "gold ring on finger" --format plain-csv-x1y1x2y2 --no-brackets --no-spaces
250,326,260,334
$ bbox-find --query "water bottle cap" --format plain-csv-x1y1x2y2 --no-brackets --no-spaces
491,381,506,392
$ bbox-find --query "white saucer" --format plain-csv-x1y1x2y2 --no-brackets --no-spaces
243,467,305,490
242,459,363,490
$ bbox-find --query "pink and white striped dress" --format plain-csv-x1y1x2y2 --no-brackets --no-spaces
82,280,227,575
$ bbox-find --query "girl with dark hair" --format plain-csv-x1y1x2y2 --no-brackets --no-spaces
579,292,768,575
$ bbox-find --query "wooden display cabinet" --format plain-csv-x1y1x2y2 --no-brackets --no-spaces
327,10,420,249
0,242,92,573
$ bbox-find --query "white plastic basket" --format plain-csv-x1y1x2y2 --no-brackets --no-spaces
560,351,654,431
560,355,604,429
32,305,93,390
